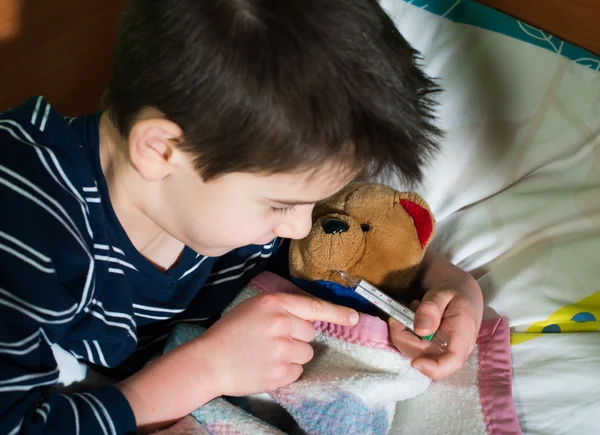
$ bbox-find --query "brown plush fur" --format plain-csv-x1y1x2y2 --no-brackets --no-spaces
289,182,435,298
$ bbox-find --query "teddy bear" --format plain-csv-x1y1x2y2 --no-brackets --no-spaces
289,182,435,315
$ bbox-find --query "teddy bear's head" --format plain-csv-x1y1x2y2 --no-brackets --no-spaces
289,182,435,298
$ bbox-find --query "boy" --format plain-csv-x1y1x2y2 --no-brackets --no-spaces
0,0,483,434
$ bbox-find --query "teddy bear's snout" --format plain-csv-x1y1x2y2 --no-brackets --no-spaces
321,218,349,235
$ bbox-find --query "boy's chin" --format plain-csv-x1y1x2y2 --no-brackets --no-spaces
193,245,234,257
194,238,275,257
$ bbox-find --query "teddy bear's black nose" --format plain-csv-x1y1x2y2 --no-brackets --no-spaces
322,218,349,235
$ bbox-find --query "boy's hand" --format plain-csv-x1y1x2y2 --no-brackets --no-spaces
118,292,358,432
199,292,359,397
389,253,483,380
389,250,483,379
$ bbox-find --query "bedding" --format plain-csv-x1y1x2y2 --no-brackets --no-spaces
155,272,518,435
377,1,600,434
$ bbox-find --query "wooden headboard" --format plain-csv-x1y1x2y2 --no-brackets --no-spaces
0,0,126,115
0,0,598,115
477,0,600,57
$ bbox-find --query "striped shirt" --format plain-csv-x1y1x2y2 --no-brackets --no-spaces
0,97,281,435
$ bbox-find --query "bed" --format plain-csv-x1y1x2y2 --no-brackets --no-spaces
0,0,598,113
375,2,600,434
1,0,599,434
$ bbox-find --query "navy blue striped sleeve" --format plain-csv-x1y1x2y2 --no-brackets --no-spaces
0,116,136,434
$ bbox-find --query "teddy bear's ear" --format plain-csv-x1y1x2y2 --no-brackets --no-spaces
397,194,435,249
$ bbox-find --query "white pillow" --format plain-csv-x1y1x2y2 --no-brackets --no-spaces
377,0,600,328
376,4,600,433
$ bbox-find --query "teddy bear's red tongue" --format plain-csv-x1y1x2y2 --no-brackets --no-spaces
399,199,433,248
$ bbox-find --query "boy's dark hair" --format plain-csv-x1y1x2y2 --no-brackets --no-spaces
103,0,441,185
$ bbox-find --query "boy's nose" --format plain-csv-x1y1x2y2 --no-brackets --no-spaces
322,218,349,234
274,215,312,240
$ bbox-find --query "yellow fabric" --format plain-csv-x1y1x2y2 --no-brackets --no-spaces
511,291,600,346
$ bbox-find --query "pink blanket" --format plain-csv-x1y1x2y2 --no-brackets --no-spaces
156,272,521,435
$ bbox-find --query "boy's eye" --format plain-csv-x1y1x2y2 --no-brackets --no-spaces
271,205,297,216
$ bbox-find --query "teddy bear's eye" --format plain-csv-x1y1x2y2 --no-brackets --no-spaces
360,224,370,232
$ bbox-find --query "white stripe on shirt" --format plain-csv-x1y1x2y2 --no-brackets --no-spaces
7,419,23,435
111,246,125,256
0,242,55,274
134,312,175,320
35,407,49,424
0,341,40,356
0,120,93,239
133,302,186,320
209,251,261,277
93,340,108,367
94,255,137,271
208,247,273,279
91,299,135,324
34,145,95,242
82,392,117,435
87,309,137,341
45,147,93,230
39,103,51,132
177,255,208,281
74,393,110,435
0,368,59,392
0,298,77,325
0,368,59,385
0,125,96,312
0,231,52,262
204,263,257,287
60,395,81,435
2,119,95,244
94,245,126,256
132,304,185,314
0,287,77,319
0,165,94,313
30,96,42,125
0,329,40,347
82,341,95,364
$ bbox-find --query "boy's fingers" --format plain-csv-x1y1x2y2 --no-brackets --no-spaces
289,340,315,365
388,322,431,359
412,314,476,379
411,351,465,380
290,318,317,342
413,290,455,336
276,293,360,326
409,300,420,311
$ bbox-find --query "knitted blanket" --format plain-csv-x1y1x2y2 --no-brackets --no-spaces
155,272,520,435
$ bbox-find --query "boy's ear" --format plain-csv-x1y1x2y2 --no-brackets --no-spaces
128,117,184,181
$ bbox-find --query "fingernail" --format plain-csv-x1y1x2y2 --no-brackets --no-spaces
417,317,432,331
413,363,424,373
349,311,359,325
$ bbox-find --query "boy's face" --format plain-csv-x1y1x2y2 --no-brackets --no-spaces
118,111,356,257
154,161,355,257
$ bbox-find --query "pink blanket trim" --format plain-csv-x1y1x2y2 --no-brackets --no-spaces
477,317,521,434
249,272,521,435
